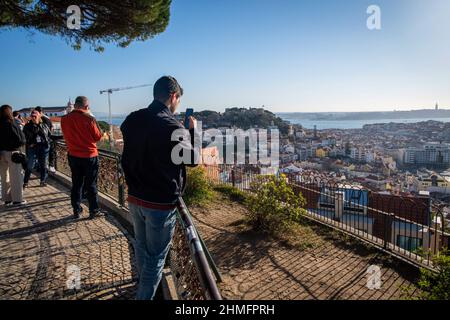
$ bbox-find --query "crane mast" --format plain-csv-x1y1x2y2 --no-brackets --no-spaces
99,84,152,150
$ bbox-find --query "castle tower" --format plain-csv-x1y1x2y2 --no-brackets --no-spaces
288,125,294,136
66,98,74,114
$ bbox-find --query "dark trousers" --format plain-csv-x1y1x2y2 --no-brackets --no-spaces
24,145,49,184
68,155,99,214
48,139,56,168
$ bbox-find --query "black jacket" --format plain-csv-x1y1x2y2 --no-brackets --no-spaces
41,115,53,131
23,121,51,147
121,100,200,204
0,120,26,151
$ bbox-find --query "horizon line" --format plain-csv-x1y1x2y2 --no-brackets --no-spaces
91,106,449,116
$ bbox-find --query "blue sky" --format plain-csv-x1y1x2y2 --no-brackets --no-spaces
0,0,449,114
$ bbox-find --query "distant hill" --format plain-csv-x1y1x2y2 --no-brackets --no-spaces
277,109,450,121
187,107,290,134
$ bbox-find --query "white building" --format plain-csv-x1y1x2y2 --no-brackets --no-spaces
282,144,295,154
350,147,375,163
404,143,450,165
281,164,303,174
329,147,346,158
320,139,336,147
18,106,68,118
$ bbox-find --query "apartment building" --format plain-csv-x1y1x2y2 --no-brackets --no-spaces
404,142,450,166
413,173,450,194
293,181,441,253
350,147,375,163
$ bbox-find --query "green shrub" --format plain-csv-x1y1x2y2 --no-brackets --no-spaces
417,249,450,300
245,174,306,235
97,120,110,133
184,166,213,206
214,184,247,203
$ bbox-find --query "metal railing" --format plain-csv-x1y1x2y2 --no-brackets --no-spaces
203,164,449,270
172,197,222,300
54,141,222,300
55,141,127,205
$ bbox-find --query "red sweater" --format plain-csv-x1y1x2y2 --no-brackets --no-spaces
61,109,102,158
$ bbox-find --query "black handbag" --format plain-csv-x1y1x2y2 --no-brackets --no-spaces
11,152,26,164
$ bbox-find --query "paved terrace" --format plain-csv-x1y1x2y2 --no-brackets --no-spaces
0,177,137,299
0,176,422,300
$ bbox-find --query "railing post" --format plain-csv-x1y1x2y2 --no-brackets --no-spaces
384,213,393,250
334,191,344,222
231,168,236,187
118,179,125,207
117,155,125,207
433,209,446,255
54,144,58,172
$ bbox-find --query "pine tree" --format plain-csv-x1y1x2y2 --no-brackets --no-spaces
0,0,171,51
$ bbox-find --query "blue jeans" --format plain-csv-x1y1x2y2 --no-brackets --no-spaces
129,203,177,300
24,144,49,184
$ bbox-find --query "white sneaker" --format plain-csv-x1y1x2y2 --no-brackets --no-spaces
12,200,27,206
50,166,56,173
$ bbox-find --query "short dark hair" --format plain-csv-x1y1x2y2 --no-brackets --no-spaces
75,96,89,108
153,76,183,102
35,106,42,113
13,111,19,117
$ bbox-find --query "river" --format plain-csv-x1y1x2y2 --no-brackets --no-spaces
96,115,450,130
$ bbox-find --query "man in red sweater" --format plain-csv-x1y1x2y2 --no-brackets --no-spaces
61,96,103,219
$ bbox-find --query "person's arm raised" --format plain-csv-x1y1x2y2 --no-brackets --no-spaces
91,119,103,143
169,116,201,167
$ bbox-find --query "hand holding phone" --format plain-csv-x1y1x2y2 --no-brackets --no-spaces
184,108,194,129
188,116,197,130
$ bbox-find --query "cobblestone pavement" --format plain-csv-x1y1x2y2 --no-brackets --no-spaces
190,194,421,300
0,177,137,300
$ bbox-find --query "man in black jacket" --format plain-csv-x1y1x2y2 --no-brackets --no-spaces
121,76,200,300
34,106,56,173
23,110,51,187
34,106,53,131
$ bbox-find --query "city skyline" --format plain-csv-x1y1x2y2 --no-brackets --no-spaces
1,0,450,304
14,102,449,116
0,0,449,115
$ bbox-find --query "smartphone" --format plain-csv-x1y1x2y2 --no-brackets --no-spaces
184,108,194,129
